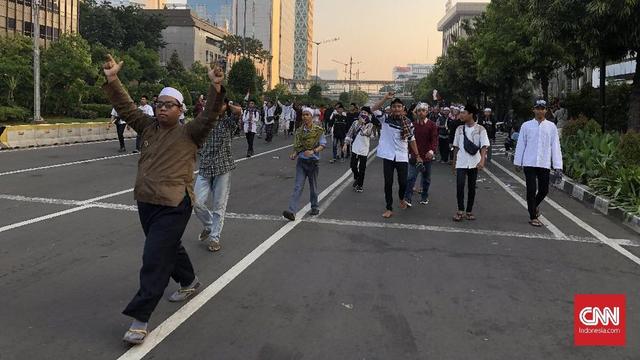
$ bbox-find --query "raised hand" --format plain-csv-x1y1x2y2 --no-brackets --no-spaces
384,91,395,100
208,66,224,85
103,54,123,83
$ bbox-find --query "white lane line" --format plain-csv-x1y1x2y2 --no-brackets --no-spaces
3,193,637,247
491,160,640,267
483,166,568,240
116,159,356,360
234,144,292,163
0,205,93,233
0,145,294,233
304,217,638,247
0,153,137,176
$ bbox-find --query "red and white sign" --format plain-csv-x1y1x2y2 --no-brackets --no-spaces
574,294,625,346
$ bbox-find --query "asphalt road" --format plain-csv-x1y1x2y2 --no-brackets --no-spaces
0,131,639,360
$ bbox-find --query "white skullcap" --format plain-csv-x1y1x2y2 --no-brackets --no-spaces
443,107,450,111
415,102,429,110
159,87,184,105
484,108,492,112
302,107,314,115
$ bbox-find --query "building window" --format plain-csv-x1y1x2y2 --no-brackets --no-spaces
205,37,220,46
23,21,33,36
7,18,16,29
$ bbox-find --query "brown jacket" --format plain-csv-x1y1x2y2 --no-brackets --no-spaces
103,79,225,207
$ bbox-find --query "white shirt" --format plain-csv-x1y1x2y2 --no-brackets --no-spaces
243,109,260,133
514,119,563,169
453,123,490,169
279,102,295,121
264,105,276,124
111,108,126,125
374,111,414,163
350,122,374,156
139,104,154,117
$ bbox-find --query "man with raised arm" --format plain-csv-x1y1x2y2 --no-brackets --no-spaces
102,54,226,345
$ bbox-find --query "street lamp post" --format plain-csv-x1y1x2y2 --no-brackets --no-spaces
32,0,43,123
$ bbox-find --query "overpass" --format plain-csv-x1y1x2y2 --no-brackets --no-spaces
281,79,414,103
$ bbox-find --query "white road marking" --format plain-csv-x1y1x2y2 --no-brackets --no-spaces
2,193,636,247
116,159,357,360
0,138,132,153
491,160,640,266
483,166,568,240
0,153,137,176
0,205,93,233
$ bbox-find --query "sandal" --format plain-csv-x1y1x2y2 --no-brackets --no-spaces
123,328,148,345
382,210,393,218
529,219,543,227
465,213,476,221
453,211,464,222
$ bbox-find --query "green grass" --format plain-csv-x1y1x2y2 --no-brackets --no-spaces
2,117,110,126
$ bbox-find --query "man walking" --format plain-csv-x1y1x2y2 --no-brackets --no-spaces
111,107,127,152
194,100,242,252
282,107,327,221
514,100,563,227
343,106,375,192
242,100,260,157
102,54,225,345
263,100,276,142
404,102,438,207
134,95,155,153
372,93,423,219
330,104,348,163
452,104,490,222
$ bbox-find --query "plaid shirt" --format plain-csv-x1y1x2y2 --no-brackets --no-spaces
198,113,237,177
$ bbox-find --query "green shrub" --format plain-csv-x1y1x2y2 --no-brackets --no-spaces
589,165,640,215
562,115,602,139
618,131,640,166
81,103,112,118
69,109,98,119
0,106,30,122
562,130,620,183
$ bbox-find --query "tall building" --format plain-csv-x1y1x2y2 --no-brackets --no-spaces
188,0,236,30
235,0,296,88
293,0,312,80
145,9,228,69
0,0,79,46
105,0,167,9
437,0,488,56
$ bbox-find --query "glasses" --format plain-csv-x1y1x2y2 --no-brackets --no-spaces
156,101,181,110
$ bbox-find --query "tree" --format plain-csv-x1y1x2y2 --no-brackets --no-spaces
0,36,32,107
80,0,166,51
165,51,187,84
338,90,368,106
127,42,165,83
228,57,259,99
308,84,323,99
41,34,97,115
221,35,272,63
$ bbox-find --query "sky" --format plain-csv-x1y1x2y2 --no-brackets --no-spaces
313,0,486,80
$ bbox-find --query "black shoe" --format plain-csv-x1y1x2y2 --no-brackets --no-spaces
282,211,295,221
352,182,358,188
355,186,364,193
309,208,320,216
132,149,139,154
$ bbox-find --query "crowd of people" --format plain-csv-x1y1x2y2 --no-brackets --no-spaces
101,55,564,345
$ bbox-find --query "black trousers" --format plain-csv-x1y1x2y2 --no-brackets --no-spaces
288,121,295,135
135,135,141,151
246,132,255,153
438,137,449,161
383,159,408,211
116,122,126,149
524,167,550,220
456,168,478,212
122,196,195,323
265,123,274,142
350,154,368,187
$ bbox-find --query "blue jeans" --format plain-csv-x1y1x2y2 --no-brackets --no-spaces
404,161,432,203
193,172,231,243
288,158,319,213
332,135,345,160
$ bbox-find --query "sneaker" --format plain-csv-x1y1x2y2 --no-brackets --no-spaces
404,199,413,208
132,149,140,154
420,199,430,205
399,200,409,209
355,186,364,193
352,181,358,188
309,208,320,216
207,240,221,252
329,159,336,164
168,278,201,302
198,229,211,242
282,210,295,221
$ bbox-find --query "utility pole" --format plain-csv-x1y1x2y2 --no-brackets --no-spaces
242,0,247,54
33,0,43,123
347,56,362,93
310,37,339,84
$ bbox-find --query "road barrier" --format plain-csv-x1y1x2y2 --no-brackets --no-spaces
0,121,136,149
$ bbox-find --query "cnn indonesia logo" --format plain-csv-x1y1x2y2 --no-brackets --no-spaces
574,294,625,346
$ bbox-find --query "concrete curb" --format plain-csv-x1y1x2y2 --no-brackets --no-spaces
506,151,640,235
0,121,136,149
